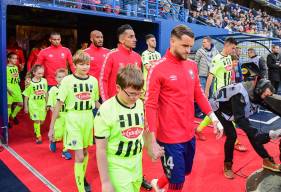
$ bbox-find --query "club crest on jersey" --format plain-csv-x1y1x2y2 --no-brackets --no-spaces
48,54,53,58
169,75,177,81
121,127,143,139
61,53,65,58
189,70,194,80
75,92,91,100
72,140,77,146
35,89,45,95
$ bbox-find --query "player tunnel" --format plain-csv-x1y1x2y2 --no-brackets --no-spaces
0,3,160,144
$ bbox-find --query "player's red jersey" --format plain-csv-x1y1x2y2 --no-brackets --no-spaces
84,44,110,80
36,45,74,86
7,47,25,71
145,50,212,144
27,48,41,71
99,44,142,101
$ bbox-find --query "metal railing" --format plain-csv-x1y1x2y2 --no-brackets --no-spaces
15,0,195,22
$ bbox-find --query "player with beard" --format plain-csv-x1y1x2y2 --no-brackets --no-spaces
145,25,224,192
84,30,110,81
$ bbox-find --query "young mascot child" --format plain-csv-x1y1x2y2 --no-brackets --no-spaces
47,68,71,160
23,64,48,144
7,52,23,127
95,65,148,192
49,51,99,192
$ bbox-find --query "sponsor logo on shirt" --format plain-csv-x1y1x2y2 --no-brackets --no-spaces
48,54,53,58
12,73,19,78
35,90,46,95
122,127,143,139
169,75,177,81
61,53,65,58
75,92,91,100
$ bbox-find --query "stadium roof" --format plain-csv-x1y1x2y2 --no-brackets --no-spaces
195,32,281,44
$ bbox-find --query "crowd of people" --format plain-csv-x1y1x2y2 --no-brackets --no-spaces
39,0,281,39
6,22,281,192
189,0,281,38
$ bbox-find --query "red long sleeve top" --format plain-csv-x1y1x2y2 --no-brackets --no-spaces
27,48,41,71
145,50,212,144
99,44,142,101
36,45,74,86
84,44,110,80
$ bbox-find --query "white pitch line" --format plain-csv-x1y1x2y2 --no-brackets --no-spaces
2,144,61,192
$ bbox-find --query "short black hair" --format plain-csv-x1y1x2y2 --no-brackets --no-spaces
50,32,61,37
7,52,17,59
117,24,133,42
145,34,155,41
224,37,237,45
171,25,194,39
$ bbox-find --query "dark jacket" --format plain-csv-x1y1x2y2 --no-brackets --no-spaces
267,53,281,82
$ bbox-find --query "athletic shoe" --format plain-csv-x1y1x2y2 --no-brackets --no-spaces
13,117,19,125
151,179,165,192
195,130,207,141
223,162,234,179
49,141,56,152
62,151,72,160
84,178,91,192
36,136,42,144
142,176,152,190
263,157,281,172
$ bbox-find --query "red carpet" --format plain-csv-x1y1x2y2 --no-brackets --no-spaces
1,112,280,192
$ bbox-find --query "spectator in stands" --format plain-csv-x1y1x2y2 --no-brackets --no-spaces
171,0,183,21
103,0,121,14
247,48,267,79
7,36,25,72
123,0,138,16
224,22,233,31
222,16,229,28
84,30,109,81
36,32,74,87
27,40,49,71
267,45,281,93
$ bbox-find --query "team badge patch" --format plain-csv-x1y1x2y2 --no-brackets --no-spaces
189,70,194,80
72,140,77,146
